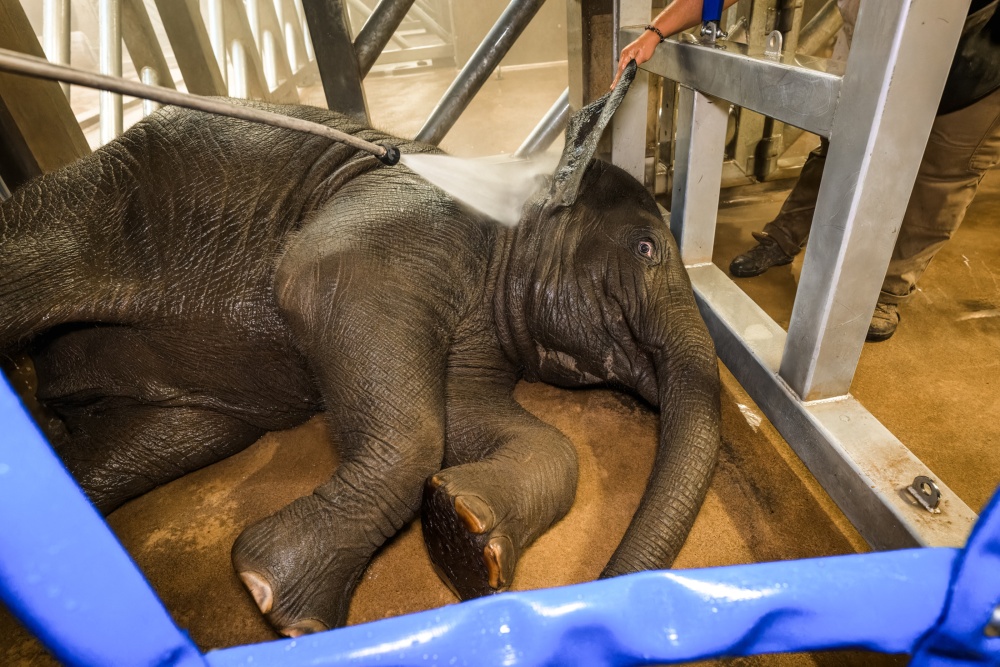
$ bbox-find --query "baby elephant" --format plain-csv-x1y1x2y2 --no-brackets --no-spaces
0,64,720,636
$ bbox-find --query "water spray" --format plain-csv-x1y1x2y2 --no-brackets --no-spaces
0,47,400,166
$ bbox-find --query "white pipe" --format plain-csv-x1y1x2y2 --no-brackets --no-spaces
42,0,71,98
99,0,122,145
140,67,160,116
208,0,228,85
230,40,248,98
263,31,277,89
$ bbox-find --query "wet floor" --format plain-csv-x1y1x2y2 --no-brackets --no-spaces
3,62,998,666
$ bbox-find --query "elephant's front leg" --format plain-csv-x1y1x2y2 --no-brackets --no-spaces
422,376,579,599
232,284,449,636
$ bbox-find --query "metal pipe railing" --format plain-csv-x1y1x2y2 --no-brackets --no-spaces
415,0,546,145
354,0,418,77
513,88,569,158
98,0,123,145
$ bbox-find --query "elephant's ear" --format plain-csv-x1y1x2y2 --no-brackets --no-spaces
546,60,637,210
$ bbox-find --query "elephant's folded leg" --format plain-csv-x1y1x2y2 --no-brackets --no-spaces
240,262,452,635
56,404,265,515
423,398,578,599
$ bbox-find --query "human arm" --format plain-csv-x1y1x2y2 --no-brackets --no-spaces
611,0,741,89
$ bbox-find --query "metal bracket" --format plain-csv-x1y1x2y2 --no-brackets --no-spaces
907,476,942,514
700,21,728,46
764,30,784,59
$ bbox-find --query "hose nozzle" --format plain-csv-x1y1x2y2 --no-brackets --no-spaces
378,144,401,166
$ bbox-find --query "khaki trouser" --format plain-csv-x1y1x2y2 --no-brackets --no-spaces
761,84,1000,303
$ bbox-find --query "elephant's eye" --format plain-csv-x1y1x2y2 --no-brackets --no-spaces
637,239,655,258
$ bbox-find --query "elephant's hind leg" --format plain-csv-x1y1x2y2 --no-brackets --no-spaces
56,404,265,514
423,394,578,599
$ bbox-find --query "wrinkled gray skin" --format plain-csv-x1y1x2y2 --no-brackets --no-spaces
0,90,719,636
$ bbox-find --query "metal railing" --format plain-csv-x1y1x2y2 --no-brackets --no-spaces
611,0,978,551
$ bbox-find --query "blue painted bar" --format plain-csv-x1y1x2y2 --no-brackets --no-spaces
910,486,1000,666
0,374,206,667
207,548,958,666
701,0,725,24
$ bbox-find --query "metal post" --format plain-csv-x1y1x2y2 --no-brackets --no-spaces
230,40,248,97
670,86,729,265
416,0,545,146
140,66,159,116
247,0,261,43
42,0,71,98
208,0,228,85
610,0,650,182
513,88,569,158
779,0,971,401
263,31,277,89
301,0,369,120
354,0,417,77
99,0,122,145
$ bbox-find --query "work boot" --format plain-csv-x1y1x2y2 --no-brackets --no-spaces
867,302,899,342
729,232,796,278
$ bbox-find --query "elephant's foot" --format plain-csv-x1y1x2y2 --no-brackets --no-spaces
421,471,519,600
231,493,369,636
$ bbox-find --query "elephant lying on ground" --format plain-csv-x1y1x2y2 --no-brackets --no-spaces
0,64,720,637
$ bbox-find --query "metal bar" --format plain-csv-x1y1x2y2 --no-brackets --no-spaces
122,0,177,90
610,0,649,182
0,48,396,162
779,0,970,400
619,26,843,137
223,0,281,100
279,0,310,72
513,88,569,158
669,86,728,265
208,0,228,85
257,0,296,85
686,263,977,548
0,376,208,667
99,0,123,145
416,0,545,146
42,0,71,97
347,0,411,52
301,0,369,121
354,0,417,77
230,39,248,97
140,66,160,115
151,0,227,95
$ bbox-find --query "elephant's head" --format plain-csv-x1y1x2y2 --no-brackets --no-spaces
502,61,721,574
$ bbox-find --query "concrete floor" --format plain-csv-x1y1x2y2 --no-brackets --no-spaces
3,61,998,666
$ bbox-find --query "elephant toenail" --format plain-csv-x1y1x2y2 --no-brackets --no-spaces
483,535,514,590
427,474,445,490
281,618,329,637
238,571,273,614
454,495,492,534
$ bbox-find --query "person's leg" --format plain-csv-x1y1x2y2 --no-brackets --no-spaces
869,86,1000,340
730,139,828,277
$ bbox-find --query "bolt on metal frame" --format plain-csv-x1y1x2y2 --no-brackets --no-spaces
613,0,978,550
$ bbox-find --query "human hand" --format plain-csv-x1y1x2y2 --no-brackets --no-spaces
611,30,661,89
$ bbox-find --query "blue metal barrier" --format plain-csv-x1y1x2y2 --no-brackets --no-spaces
1,370,998,666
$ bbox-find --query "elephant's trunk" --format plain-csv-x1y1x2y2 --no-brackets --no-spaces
602,296,721,576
